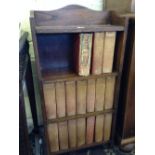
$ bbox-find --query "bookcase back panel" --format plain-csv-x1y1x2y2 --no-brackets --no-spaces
43,77,115,152
37,34,76,73
33,5,110,27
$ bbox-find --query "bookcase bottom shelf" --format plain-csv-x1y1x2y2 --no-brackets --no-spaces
49,141,110,154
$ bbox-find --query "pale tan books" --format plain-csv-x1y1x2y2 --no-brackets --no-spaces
47,123,59,152
77,118,86,146
104,113,113,141
43,83,56,119
66,81,76,148
95,78,106,111
55,82,66,117
95,114,104,142
92,32,105,75
75,33,93,76
77,80,87,146
105,77,116,109
102,32,116,73
58,121,69,150
86,79,95,144
55,82,69,149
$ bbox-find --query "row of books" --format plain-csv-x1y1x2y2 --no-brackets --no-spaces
47,114,112,152
76,32,116,76
43,76,115,152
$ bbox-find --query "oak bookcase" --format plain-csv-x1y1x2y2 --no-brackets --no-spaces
30,5,129,155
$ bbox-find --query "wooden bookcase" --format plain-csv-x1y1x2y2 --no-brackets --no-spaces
30,5,128,155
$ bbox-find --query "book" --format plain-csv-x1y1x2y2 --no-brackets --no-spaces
58,121,69,150
92,32,105,75
102,32,116,73
95,78,106,111
77,80,87,146
86,79,95,144
105,77,115,109
66,81,76,148
95,114,104,142
43,83,56,119
55,82,68,149
47,123,59,152
75,33,93,76
104,113,113,141
94,78,105,142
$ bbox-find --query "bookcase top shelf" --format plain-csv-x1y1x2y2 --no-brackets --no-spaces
41,72,118,83
35,24,124,33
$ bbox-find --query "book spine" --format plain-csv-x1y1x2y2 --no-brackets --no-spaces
102,32,116,73
94,78,105,142
43,83,57,119
105,77,116,109
104,113,113,141
55,82,68,149
47,123,59,152
86,79,95,144
92,32,105,75
78,33,93,76
77,80,87,146
66,81,76,148
43,83,59,152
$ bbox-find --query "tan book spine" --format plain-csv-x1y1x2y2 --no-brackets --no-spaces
104,113,113,141
95,78,105,143
105,77,116,109
65,81,76,148
47,123,59,152
43,83,59,151
95,78,106,111
77,33,93,76
55,82,66,117
95,114,104,142
58,121,69,150
77,80,87,146
92,32,105,75
102,32,116,73
43,83,56,119
55,82,68,149
86,79,95,144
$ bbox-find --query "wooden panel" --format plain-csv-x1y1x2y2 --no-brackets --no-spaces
104,113,112,141
47,123,59,152
95,115,104,142
55,82,66,117
33,5,110,26
92,32,105,75
43,83,56,119
104,77,115,109
95,78,106,111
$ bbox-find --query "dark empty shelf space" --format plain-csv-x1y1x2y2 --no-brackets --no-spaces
35,25,124,33
41,71,118,83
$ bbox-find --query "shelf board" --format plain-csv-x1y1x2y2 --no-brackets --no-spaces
41,71,118,83
35,24,124,33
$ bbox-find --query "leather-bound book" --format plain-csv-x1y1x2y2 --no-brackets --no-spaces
86,79,95,144
55,82,68,149
95,78,105,142
75,33,93,76
77,80,87,146
102,32,116,73
43,83,59,151
105,77,115,109
47,123,59,152
66,81,76,148
104,113,113,141
92,32,105,75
